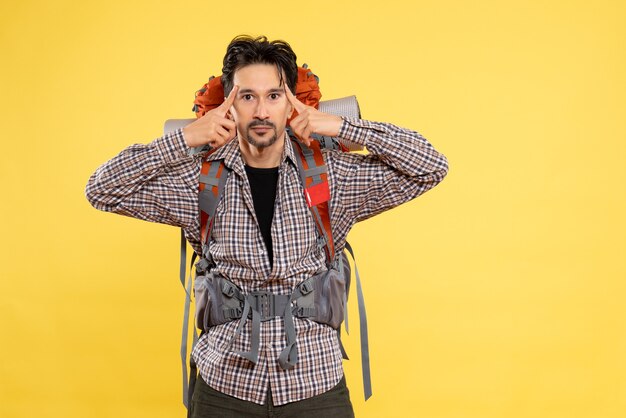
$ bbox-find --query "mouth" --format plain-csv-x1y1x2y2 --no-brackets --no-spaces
251,126,272,133
249,122,275,135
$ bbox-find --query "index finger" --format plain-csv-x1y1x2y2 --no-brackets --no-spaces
284,85,305,112
221,85,239,110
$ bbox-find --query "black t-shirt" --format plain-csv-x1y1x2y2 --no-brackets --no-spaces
244,165,279,267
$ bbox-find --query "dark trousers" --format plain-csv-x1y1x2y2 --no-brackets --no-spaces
190,374,355,418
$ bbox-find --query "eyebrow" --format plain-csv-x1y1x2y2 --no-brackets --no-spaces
238,88,284,95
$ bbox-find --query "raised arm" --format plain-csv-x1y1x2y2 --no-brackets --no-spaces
86,86,242,228
285,86,448,227
85,128,199,228
328,117,449,228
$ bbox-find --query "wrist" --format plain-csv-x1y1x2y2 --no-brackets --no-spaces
182,126,195,147
324,115,343,137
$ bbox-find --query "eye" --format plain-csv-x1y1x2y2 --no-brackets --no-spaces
242,94,254,101
269,93,280,100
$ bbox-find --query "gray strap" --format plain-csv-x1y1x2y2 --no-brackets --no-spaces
200,161,231,262
217,166,229,196
270,295,291,319
278,292,299,370
207,159,221,176
296,307,316,317
199,160,230,231
226,294,263,365
227,298,251,351
294,137,314,157
225,291,299,367
222,279,245,301
179,230,189,290
339,254,349,335
179,231,198,408
201,218,212,255
303,165,327,178
310,205,331,262
199,173,220,186
292,139,310,187
198,189,218,222
299,144,323,185
199,160,221,186
345,242,372,400
278,283,309,369
235,304,262,364
291,140,332,263
310,133,339,150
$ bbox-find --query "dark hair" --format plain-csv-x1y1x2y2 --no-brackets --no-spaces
221,35,298,96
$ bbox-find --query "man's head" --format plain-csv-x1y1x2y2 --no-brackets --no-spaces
221,35,298,150
221,35,298,97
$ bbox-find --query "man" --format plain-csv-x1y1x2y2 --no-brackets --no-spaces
86,35,448,417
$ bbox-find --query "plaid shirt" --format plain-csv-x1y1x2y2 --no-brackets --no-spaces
85,117,448,405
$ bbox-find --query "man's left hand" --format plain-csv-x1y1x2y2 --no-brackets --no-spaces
286,87,342,146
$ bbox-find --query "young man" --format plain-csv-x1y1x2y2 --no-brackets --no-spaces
86,35,449,417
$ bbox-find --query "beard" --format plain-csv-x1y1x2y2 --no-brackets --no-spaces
244,120,279,149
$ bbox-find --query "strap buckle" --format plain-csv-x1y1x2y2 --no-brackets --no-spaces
299,280,314,295
221,281,236,298
195,257,210,274
248,292,274,321
224,306,243,319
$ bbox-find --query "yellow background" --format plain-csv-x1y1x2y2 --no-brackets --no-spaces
1,0,625,417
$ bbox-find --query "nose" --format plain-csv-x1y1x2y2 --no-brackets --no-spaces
254,98,269,120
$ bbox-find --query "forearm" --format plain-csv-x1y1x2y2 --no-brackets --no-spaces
338,117,449,182
330,118,449,225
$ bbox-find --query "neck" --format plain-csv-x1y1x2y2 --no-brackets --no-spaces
238,133,285,168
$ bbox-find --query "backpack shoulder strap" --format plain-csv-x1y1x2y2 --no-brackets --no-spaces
290,138,335,263
198,158,231,259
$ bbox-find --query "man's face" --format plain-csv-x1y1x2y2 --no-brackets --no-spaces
229,63,293,149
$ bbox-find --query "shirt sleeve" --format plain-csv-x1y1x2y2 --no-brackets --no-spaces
328,117,449,228
84,127,199,229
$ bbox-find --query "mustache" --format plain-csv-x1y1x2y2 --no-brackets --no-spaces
248,120,276,129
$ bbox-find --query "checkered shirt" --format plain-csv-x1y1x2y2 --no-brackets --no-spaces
85,117,448,405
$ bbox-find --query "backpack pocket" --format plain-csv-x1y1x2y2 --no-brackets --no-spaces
193,273,212,332
307,266,348,330
194,272,244,331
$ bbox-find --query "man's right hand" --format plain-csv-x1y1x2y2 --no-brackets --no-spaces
183,85,239,149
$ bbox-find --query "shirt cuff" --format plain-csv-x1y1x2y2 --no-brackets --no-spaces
152,127,189,164
338,117,387,148
155,127,212,163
